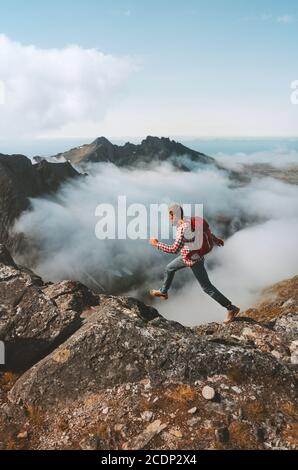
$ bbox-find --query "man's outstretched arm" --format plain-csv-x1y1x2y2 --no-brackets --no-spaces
156,225,185,254
211,233,224,246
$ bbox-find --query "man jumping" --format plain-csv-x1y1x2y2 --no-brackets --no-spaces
149,203,240,323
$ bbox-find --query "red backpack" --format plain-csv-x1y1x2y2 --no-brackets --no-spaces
185,216,214,260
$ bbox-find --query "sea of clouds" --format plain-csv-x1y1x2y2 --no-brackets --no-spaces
13,149,298,326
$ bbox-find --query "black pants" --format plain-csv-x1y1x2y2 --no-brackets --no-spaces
161,255,232,309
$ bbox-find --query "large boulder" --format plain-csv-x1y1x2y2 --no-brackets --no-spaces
9,298,295,408
0,244,16,267
0,245,98,370
41,280,100,319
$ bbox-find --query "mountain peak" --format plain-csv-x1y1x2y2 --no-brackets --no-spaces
142,135,170,143
92,136,113,146
50,136,216,169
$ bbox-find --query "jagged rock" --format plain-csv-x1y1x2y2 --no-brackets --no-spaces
1,254,298,450
194,280,298,373
0,246,98,370
42,280,100,318
194,319,290,361
274,314,298,341
141,411,153,422
98,294,160,322
9,297,296,408
0,153,80,251
0,245,16,267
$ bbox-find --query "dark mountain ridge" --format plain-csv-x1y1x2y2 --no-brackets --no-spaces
50,135,217,170
0,153,80,251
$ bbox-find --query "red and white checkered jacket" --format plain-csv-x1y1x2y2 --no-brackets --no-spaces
157,220,201,267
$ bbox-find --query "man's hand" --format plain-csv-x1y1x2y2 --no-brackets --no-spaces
149,238,159,247
212,234,224,247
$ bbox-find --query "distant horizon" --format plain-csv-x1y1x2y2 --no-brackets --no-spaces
1,135,298,158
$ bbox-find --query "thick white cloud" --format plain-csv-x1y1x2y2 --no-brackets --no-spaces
0,35,136,137
13,156,298,325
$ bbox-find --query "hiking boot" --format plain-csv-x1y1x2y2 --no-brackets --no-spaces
150,289,168,300
224,305,240,324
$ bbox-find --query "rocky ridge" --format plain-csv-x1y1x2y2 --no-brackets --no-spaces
0,245,297,450
50,136,216,170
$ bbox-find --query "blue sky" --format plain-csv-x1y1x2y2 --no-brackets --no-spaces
0,0,297,140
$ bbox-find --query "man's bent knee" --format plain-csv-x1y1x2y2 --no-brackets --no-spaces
166,264,177,274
